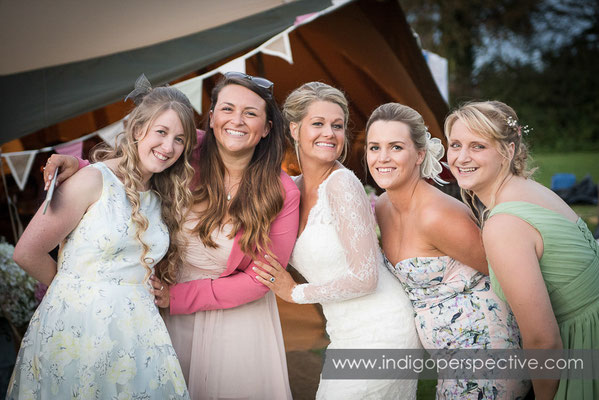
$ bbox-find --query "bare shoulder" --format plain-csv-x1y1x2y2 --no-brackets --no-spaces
374,192,390,224
419,185,473,232
501,178,578,221
55,164,103,206
483,212,537,245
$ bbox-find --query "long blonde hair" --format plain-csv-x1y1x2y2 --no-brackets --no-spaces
444,100,535,225
92,85,197,284
192,75,286,257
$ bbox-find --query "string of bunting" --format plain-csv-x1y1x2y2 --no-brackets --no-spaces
0,0,352,193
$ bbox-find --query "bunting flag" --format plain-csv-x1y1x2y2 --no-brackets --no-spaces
174,77,204,114
217,58,246,75
294,12,317,25
422,50,449,103
260,32,293,65
1,0,355,192
54,141,83,158
3,150,38,191
97,119,125,148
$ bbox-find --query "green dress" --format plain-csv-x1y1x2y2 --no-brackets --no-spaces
488,201,599,399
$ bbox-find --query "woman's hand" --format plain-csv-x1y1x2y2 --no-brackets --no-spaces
254,254,297,303
43,154,80,190
149,274,170,308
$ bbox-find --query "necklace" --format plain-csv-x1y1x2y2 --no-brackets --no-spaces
225,179,241,202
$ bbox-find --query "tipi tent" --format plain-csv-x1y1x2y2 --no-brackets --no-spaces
0,0,449,241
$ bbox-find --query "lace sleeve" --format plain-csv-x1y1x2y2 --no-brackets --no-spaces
291,169,380,304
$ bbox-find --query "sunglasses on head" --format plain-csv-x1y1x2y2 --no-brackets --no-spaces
224,71,274,94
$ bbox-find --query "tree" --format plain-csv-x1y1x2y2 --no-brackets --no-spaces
400,0,540,102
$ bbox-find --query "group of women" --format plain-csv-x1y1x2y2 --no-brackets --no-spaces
6,71,598,400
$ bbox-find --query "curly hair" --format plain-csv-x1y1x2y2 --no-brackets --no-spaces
92,86,197,284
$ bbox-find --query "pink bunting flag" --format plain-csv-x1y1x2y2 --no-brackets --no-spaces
55,141,83,158
294,13,317,25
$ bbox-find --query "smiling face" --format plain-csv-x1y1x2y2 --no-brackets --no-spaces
446,119,510,196
209,84,270,159
291,100,345,167
366,120,424,190
135,108,186,182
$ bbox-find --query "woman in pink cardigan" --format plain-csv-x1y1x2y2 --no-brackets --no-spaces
43,73,299,400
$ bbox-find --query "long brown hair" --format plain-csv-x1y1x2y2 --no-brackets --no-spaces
92,85,197,284
192,75,286,256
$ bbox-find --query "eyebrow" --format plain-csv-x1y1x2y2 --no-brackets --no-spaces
367,140,406,145
309,116,344,122
154,124,169,130
220,101,259,110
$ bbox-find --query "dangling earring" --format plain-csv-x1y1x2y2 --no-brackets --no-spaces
294,140,302,172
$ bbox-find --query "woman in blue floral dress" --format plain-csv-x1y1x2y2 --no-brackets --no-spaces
7,78,195,399
365,103,530,399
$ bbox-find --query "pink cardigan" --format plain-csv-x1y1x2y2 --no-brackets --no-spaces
77,130,300,314
170,172,299,313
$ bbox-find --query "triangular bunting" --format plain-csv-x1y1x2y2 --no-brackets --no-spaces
174,77,204,114
97,119,125,148
260,32,293,65
3,150,38,191
54,141,83,158
217,57,246,75
294,12,317,25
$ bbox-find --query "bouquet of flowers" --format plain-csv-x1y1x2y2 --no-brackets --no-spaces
0,239,38,336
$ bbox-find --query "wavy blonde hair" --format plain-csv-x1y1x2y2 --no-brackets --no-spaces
444,100,535,225
282,82,350,167
92,86,197,284
192,75,286,257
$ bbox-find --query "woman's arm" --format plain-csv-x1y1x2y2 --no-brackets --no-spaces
164,174,301,313
483,214,561,400
14,167,102,285
43,130,205,189
258,170,379,304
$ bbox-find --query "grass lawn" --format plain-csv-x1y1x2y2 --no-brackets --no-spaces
530,151,599,188
531,151,599,233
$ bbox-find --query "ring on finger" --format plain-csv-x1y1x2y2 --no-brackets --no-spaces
160,285,164,291
269,276,275,283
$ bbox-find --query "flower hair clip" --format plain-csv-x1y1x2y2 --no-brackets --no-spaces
506,116,532,137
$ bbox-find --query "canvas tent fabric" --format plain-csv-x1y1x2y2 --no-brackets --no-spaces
0,0,448,178
0,0,302,75
0,0,331,145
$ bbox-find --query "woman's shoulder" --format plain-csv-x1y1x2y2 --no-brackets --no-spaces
75,162,104,185
492,178,578,221
56,163,103,206
420,184,470,221
324,167,362,192
280,169,301,195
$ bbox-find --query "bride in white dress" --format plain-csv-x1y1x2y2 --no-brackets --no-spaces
254,82,421,399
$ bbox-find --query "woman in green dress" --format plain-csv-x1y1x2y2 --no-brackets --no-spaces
445,100,599,399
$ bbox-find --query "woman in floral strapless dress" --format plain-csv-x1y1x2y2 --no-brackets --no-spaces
365,103,530,399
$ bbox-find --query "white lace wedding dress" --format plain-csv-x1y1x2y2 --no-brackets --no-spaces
290,168,421,400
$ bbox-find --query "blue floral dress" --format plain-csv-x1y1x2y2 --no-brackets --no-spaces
386,256,530,399
7,162,189,399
